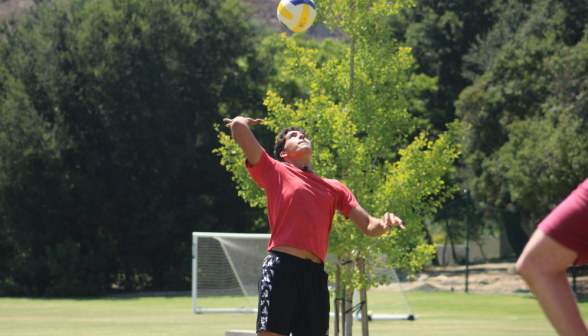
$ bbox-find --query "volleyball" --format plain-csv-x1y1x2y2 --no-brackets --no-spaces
277,0,316,33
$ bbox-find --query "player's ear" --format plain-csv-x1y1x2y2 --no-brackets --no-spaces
280,151,288,158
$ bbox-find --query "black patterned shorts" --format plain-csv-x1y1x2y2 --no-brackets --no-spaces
256,251,330,336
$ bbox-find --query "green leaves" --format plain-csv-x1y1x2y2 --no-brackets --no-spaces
215,0,465,293
0,0,271,296
456,0,588,231
386,0,497,131
213,125,268,209
319,0,415,40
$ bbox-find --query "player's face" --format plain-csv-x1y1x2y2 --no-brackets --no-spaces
283,131,312,157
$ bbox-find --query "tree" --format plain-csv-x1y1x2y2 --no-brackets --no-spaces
456,0,588,237
386,0,497,132
473,36,588,227
0,0,272,296
215,0,465,334
386,0,587,133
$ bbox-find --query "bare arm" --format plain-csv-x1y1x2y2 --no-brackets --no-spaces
223,117,264,167
347,205,405,237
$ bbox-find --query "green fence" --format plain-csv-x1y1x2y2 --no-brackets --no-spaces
425,190,586,294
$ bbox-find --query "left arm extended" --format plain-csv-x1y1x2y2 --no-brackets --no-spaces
347,205,405,237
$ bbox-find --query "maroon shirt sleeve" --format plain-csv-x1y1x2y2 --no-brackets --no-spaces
336,182,359,219
245,149,274,189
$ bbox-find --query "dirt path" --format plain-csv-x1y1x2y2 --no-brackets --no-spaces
374,263,588,295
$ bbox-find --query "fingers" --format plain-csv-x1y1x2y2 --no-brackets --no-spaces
392,213,405,230
222,117,264,127
385,212,405,230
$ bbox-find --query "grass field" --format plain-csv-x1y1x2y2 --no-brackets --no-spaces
1,292,587,335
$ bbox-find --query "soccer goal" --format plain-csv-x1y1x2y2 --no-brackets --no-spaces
192,232,415,320
349,258,416,321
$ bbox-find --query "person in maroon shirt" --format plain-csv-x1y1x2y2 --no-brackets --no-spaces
517,178,588,336
224,116,405,336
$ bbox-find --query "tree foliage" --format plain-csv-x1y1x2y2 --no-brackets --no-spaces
387,0,497,131
456,0,588,232
0,0,272,296
215,0,465,312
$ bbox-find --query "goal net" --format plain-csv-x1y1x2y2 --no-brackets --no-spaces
192,232,415,320
350,255,416,321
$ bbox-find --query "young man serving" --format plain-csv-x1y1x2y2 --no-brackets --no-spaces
224,116,405,336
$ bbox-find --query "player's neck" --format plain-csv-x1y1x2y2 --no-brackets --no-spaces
285,157,313,172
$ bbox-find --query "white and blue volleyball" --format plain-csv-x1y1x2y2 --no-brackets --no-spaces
277,0,316,33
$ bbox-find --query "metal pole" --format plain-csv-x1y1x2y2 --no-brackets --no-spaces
334,297,339,336
341,287,346,336
465,189,470,294
573,265,577,296
335,257,341,336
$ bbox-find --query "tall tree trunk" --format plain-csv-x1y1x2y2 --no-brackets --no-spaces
345,286,353,335
341,283,346,336
442,229,450,266
345,0,356,319
358,257,369,336
474,240,488,262
450,240,459,264
422,225,439,265
344,253,354,335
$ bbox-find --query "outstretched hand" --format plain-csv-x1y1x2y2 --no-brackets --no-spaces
223,117,264,128
221,116,265,166
348,205,405,237
381,212,405,231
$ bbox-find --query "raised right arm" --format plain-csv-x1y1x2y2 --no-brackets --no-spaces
223,116,264,167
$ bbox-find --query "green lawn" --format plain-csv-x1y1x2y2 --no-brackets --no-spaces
1,292,586,335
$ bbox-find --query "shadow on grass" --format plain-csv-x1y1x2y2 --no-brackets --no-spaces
18,291,192,301
520,294,588,304
98,291,192,300
521,295,537,301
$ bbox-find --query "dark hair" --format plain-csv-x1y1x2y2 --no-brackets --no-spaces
274,126,308,162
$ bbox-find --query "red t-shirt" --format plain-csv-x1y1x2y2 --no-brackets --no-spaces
246,149,359,263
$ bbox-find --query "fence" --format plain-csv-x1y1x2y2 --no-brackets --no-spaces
427,190,528,266
426,190,583,294
426,190,530,293
435,236,500,265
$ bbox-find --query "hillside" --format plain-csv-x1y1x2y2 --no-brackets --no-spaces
0,0,32,21
244,0,339,40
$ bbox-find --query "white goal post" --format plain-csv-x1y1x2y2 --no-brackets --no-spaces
192,232,416,320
